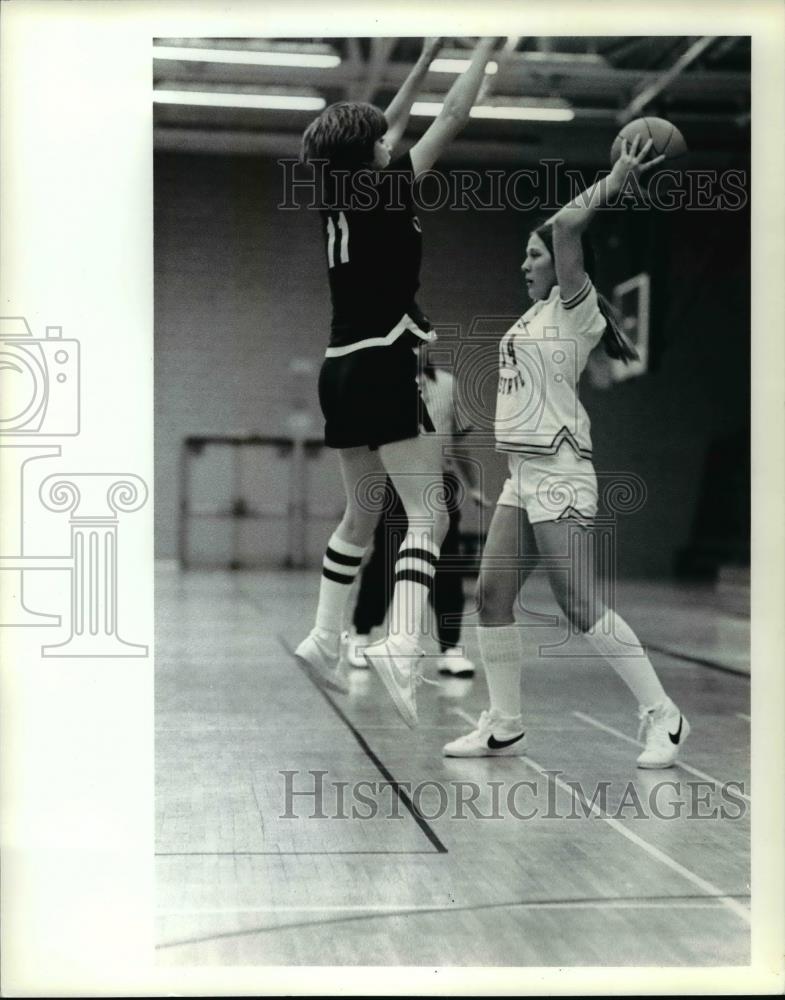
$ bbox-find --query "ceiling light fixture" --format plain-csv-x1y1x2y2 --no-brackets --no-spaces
430,57,498,75
470,104,575,122
523,51,607,65
411,100,575,122
153,45,341,69
153,90,326,111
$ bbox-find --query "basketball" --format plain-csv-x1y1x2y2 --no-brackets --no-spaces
610,116,687,165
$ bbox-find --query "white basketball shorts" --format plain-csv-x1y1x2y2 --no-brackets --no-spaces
497,441,598,524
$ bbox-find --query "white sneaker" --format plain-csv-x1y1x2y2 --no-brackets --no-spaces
636,699,691,768
363,635,434,728
293,629,349,695
344,629,371,670
437,647,476,678
443,708,527,757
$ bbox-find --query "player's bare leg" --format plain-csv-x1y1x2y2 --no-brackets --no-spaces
443,504,535,757
534,519,690,767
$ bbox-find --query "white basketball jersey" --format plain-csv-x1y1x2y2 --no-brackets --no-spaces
495,277,606,458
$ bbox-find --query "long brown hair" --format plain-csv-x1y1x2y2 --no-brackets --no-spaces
534,222,639,363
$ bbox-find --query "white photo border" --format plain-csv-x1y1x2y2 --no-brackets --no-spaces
1,0,782,995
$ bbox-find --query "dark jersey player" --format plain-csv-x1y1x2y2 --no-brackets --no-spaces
318,149,435,452
294,38,498,727
323,152,428,354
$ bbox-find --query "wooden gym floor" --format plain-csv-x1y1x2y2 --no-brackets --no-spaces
155,563,750,966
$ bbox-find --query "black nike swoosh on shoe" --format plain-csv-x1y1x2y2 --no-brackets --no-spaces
668,716,683,745
487,732,526,750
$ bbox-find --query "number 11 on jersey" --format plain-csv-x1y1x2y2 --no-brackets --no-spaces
326,211,350,268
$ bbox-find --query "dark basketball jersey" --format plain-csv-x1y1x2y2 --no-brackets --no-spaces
321,152,432,354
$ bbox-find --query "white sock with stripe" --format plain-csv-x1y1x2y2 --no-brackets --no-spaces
478,625,523,719
388,531,440,647
314,532,367,653
583,608,667,708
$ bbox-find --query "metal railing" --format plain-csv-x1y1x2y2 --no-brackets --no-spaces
178,433,332,570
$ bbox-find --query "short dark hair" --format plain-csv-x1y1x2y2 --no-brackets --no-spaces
301,102,388,172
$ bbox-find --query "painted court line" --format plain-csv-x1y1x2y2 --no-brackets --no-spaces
521,753,751,927
156,850,438,857
156,893,751,951
449,707,479,728
573,711,751,804
361,724,468,732
160,899,740,916
643,640,749,678
156,887,753,953
276,633,448,855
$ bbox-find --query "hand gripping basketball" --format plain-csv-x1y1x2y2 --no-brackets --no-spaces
610,133,666,182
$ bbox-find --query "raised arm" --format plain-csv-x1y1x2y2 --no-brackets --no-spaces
408,37,498,177
550,135,664,300
383,38,443,151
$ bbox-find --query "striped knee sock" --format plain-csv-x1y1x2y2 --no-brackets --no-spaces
479,625,523,718
388,532,440,645
314,532,367,652
583,608,667,708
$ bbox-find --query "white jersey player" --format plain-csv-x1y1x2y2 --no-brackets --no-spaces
444,135,691,769
493,273,605,525
495,276,603,462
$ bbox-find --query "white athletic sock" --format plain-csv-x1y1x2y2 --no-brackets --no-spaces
583,608,667,708
388,531,440,645
478,625,523,719
314,532,367,652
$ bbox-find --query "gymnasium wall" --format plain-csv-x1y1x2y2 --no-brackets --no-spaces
154,152,750,577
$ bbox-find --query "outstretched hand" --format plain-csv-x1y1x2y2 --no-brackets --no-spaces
611,134,666,182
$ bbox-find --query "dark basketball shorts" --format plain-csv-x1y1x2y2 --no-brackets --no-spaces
318,338,435,450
